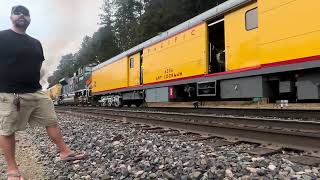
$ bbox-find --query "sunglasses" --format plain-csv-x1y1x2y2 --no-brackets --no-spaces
12,11,29,17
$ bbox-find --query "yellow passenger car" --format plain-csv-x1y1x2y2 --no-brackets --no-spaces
143,23,208,84
225,0,320,70
92,57,129,94
47,84,62,102
258,0,320,66
90,0,320,104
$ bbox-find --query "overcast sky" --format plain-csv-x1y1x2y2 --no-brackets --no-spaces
0,0,103,87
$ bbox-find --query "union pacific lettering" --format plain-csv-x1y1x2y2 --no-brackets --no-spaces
145,26,198,55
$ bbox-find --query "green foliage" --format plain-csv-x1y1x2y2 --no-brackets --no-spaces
48,0,227,87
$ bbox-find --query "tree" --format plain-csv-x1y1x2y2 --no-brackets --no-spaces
112,0,143,50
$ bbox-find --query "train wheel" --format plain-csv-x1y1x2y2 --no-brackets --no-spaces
114,101,122,107
135,102,142,107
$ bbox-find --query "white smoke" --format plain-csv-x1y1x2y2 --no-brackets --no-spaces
38,0,103,88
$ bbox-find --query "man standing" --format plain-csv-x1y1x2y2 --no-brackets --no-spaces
0,5,84,180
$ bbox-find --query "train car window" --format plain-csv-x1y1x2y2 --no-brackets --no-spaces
130,58,134,68
245,8,258,31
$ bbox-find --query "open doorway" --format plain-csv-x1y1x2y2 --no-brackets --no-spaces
208,19,225,73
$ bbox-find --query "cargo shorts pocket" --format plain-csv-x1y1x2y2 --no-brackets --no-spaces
0,110,15,135
0,100,14,116
0,109,12,127
0,95,16,135
0,107,12,118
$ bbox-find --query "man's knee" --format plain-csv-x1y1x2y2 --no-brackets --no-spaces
0,133,15,145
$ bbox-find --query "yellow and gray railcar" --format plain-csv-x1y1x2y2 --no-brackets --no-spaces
92,0,320,107
47,84,62,105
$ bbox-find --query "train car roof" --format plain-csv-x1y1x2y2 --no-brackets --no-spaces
93,0,253,71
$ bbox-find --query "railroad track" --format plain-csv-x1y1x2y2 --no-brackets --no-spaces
56,106,320,165
56,106,320,121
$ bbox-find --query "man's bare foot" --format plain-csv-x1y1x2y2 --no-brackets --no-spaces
59,151,86,162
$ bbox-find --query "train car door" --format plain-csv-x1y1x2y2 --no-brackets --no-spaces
140,52,143,85
128,52,142,87
208,19,225,73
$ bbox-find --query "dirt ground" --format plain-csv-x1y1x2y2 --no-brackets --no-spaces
0,132,46,180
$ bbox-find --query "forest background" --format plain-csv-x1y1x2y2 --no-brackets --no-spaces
48,0,227,87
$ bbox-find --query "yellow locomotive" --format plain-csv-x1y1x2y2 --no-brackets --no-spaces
71,0,320,107
47,84,62,105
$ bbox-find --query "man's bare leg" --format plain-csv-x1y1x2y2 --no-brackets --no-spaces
45,124,73,158
0,134,24,180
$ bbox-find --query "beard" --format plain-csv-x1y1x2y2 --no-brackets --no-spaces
14,18,30,29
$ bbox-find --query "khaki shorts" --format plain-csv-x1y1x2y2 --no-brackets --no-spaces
0,90,58,136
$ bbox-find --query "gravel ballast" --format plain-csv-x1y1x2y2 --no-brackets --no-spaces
1,112,320,179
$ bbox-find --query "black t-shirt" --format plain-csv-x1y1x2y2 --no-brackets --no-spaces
0,29,44,93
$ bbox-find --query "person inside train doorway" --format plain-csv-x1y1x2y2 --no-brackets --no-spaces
0,5,85,180
210,44,225,73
